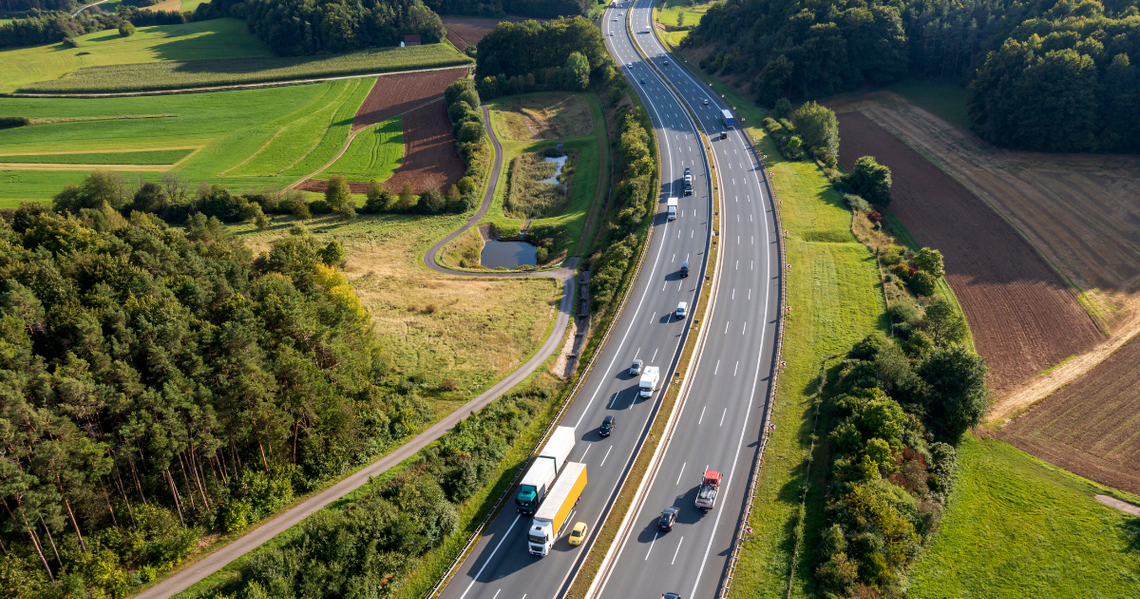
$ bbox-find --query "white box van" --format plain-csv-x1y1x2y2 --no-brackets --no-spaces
675,302,687,319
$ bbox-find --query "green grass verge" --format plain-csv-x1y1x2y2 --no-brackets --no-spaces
0,77,376,202
885,78,971,130
484,92,606,257
908,435,1140,598
319,117,403,183
0,148,195,164
0,18,272,93
19,42,471,93
653,0,713,47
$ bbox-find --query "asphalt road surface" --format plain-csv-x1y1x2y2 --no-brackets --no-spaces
435,9,716,599
592,3,781,599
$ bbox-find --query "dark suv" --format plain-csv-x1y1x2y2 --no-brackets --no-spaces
680,261,689,278
599,415,615,437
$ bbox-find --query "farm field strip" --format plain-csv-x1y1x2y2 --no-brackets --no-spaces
282,79,375,179
352,67,470,131
320,117,404,183
0,148,196,165
441,16,526,52
837,111,1103,397
378,100,464,195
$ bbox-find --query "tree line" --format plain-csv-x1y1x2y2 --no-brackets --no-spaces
688,0,1140,152
0,0,73,12
422,0,589,19
0,187,440,596
0,4,182,48
195,0,445,56
474,17,609,85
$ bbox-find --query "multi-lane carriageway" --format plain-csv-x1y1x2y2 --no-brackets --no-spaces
436,2,781,598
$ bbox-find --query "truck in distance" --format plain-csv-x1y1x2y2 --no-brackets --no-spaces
721,108,734,128
694,469,722,510
667,197,678,220
639,366,660,398
516,426,576,514
528,462,587,555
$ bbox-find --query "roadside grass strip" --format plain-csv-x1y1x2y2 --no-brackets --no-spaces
18,44,472,94
0,148,196,165
319,117,404,183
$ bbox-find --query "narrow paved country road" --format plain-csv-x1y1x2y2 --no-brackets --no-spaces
134,105,577,599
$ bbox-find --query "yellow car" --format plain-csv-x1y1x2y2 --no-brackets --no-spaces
568,522,588,546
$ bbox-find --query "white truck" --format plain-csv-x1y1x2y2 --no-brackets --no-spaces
639,365,660,398
528,462,588,555
516,426,576,514
667,197,678,220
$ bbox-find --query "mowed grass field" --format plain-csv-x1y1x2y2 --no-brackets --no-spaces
0,148,195,164
0,18,272,93
675,52,1140,598
0,77,375,205
483,92,607,257
653,0,713,47
319,117,404,183
908,436,1140,598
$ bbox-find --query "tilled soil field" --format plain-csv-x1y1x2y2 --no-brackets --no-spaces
442,17,518,52
1000,336,1140,494
837,111,1103,395
353,67,469,131
383,100,464,194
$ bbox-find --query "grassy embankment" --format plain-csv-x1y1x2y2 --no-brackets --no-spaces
482,92,607,257
0,17,470,94
677,53,1140,599
318,117,403,183
0,77,374,205
652,0,714,47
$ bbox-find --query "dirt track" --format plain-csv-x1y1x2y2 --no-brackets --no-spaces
837,111,1103,396
999,335,1140,495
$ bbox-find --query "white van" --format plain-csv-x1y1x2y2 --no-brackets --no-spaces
675,302,687,319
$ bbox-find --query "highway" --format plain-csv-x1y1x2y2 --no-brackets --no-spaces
436,7,715,599
592,2,781,598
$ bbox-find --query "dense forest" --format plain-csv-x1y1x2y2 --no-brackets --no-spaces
422,0,590,19
195,0,445,55
0,7,187,49
0,0,74,12
688,0,1140,152
0,196,433,596
474,17,608,83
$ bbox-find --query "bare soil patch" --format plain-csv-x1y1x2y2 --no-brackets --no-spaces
999,335,1140,495
442,16,532,52
837,111,1103,396
492,94,593,140
353,67,469,132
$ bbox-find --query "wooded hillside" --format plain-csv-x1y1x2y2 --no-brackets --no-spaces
689,0,1140,152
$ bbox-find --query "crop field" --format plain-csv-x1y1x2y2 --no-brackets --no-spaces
0,78,374,205
441,16,522,52
0,18,272,93
0,148,195,165
352,67,469,131
908,436,1140,598
233,212,556,393
319,118,404,183
381,100,465,194
837,111,1103,396
999,335,1140,495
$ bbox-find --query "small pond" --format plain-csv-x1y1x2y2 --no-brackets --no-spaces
481,240,537,269
539,154,568,185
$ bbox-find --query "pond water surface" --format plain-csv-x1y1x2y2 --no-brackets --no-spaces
481,240,536,269
539,155,568,185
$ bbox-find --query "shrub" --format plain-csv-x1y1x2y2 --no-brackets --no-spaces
324,174,352,210
363,180,392,213
843,193,870,213
887,302,922,327
0,116,31,130
845,156,893,207
119,21,135,37
913,247,945,279
908,270,937,296
867,210,882,225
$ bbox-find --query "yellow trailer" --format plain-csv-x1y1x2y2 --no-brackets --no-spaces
527,462,587,555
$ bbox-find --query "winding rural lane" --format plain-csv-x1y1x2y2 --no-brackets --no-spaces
134,105,576,599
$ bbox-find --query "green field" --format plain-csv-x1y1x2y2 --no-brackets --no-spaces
0,18,272,93
654,0,714,47
886,78,972,130
319,117,403,183
0,77,376,205
0,148,195,164
485,92,607,257
909,436,1140,598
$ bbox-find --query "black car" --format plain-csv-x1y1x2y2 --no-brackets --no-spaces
600,415,615,437
663,594,681,599
680,261,689,278
658,507,678,531
640,78,646,84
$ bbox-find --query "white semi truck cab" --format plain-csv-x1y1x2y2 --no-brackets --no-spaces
528,462,587,555
639,366,660,398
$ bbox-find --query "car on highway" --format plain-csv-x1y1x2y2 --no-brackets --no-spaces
569,522,588,546
662,594,681,599
640,78,646,84
680,261,689,278
599,415,614,437
630,359,643,375
703,98,710,105
658,508,678,531
675,301,687,319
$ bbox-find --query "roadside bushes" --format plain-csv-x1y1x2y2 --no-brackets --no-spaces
763,101,839,167
445,78,488,211
841,156,893,207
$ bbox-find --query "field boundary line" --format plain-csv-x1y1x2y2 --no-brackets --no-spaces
218,128,285,177
4,65,474,99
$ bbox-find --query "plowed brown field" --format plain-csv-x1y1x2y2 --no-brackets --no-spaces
384,100,464,194
1000,336,1140,494
442,17,522,52
837,111,1103,396
353,67,469,131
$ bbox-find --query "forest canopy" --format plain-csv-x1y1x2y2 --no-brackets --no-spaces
422,0,589,19
474,17,608,81
688,0,1140,152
